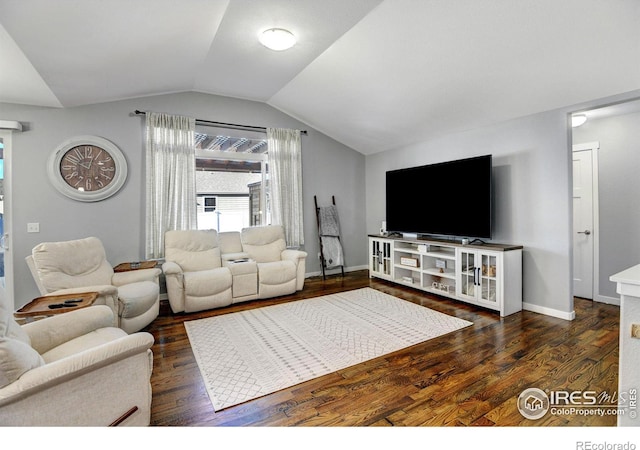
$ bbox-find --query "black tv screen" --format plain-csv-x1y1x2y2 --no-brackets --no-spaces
386,155,492,239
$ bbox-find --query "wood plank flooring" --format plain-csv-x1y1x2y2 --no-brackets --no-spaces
146,270,620,427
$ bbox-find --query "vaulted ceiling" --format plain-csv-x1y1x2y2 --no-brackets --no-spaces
1,0,639,155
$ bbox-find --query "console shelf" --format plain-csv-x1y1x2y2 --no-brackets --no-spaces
368,234,522,317
423,267,456,279
425,250,455,259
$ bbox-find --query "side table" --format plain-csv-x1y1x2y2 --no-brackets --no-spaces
113,260,158,273
15,291,99,322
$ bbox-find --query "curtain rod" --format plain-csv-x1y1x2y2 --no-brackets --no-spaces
133,110,307,135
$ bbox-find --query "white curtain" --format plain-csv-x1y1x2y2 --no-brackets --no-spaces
145,112,196,259
267,127,304,247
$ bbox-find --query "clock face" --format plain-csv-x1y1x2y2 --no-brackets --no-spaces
60,144,117,192
48,135,128,202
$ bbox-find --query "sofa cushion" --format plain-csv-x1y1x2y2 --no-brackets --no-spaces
184,267,232,297
39,326,126,364
0,288,30,345
0,288,44,388
0,338,45,388
31,237,114,292
257,260,296,285
241,226,287,263
218,231,243,254
165,230,222,272
3,312,30,345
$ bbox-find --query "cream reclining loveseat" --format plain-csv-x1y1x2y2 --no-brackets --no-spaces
162,225,307,314
224,225,307,299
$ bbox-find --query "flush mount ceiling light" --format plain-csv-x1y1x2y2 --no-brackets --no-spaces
259,28,296,51
572,114,587,127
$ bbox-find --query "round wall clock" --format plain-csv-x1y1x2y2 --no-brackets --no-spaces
47,135,128,202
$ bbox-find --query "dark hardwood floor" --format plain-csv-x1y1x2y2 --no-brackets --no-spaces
145,270,620,427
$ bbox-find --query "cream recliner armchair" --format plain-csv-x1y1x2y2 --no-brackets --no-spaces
162,229,233,313
26,237,161,333
0,287,154,426
240,225,307,299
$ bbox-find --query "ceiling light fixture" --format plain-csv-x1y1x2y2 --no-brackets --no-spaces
572,114,587,127
259,28,296,51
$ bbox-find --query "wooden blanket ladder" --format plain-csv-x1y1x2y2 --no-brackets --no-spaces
314,195,345,280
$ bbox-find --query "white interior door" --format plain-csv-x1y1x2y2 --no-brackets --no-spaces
572,148,595,299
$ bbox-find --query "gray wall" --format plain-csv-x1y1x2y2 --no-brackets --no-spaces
366,110,573,316
366,89,640,318
573,109,640,299
1,91,366,308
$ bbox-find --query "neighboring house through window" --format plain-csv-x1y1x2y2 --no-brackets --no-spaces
195,131,269,232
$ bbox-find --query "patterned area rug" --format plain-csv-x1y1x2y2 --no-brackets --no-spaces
185,287,472,411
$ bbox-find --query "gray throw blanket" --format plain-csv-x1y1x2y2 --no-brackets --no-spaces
318,205,344,267
320,236,344,268
318,205,340,236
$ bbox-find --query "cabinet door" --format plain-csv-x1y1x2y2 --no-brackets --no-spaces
457,249,477,301
477,252,499,308
456,249,501,309
370,238,392,278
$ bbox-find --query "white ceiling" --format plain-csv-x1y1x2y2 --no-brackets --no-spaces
1,0,639,155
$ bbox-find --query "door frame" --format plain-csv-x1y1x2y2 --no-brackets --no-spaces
0,123,20,303
572,141,612,305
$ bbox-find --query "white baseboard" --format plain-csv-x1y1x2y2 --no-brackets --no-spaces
305,265,368,278
523,295,620,320
594,295,620,306
523,302,576,321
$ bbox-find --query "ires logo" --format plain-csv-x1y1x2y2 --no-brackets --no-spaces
517,388,635,420
549,389,624,406
548,390,600,405
517,388,549,420
628,388,637,419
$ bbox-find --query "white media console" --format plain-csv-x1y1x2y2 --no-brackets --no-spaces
369,234,522,316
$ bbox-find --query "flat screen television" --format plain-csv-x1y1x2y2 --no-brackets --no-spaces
385,154,492,239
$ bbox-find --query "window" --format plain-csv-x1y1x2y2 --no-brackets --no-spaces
203,196,216,212
195,131,269,232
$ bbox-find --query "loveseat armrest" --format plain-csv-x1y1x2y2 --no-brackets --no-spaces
22,305,115,355
161,261,183,276
162,261,185,314
281,249,308,264
282,250,308,291
112,267,162,286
